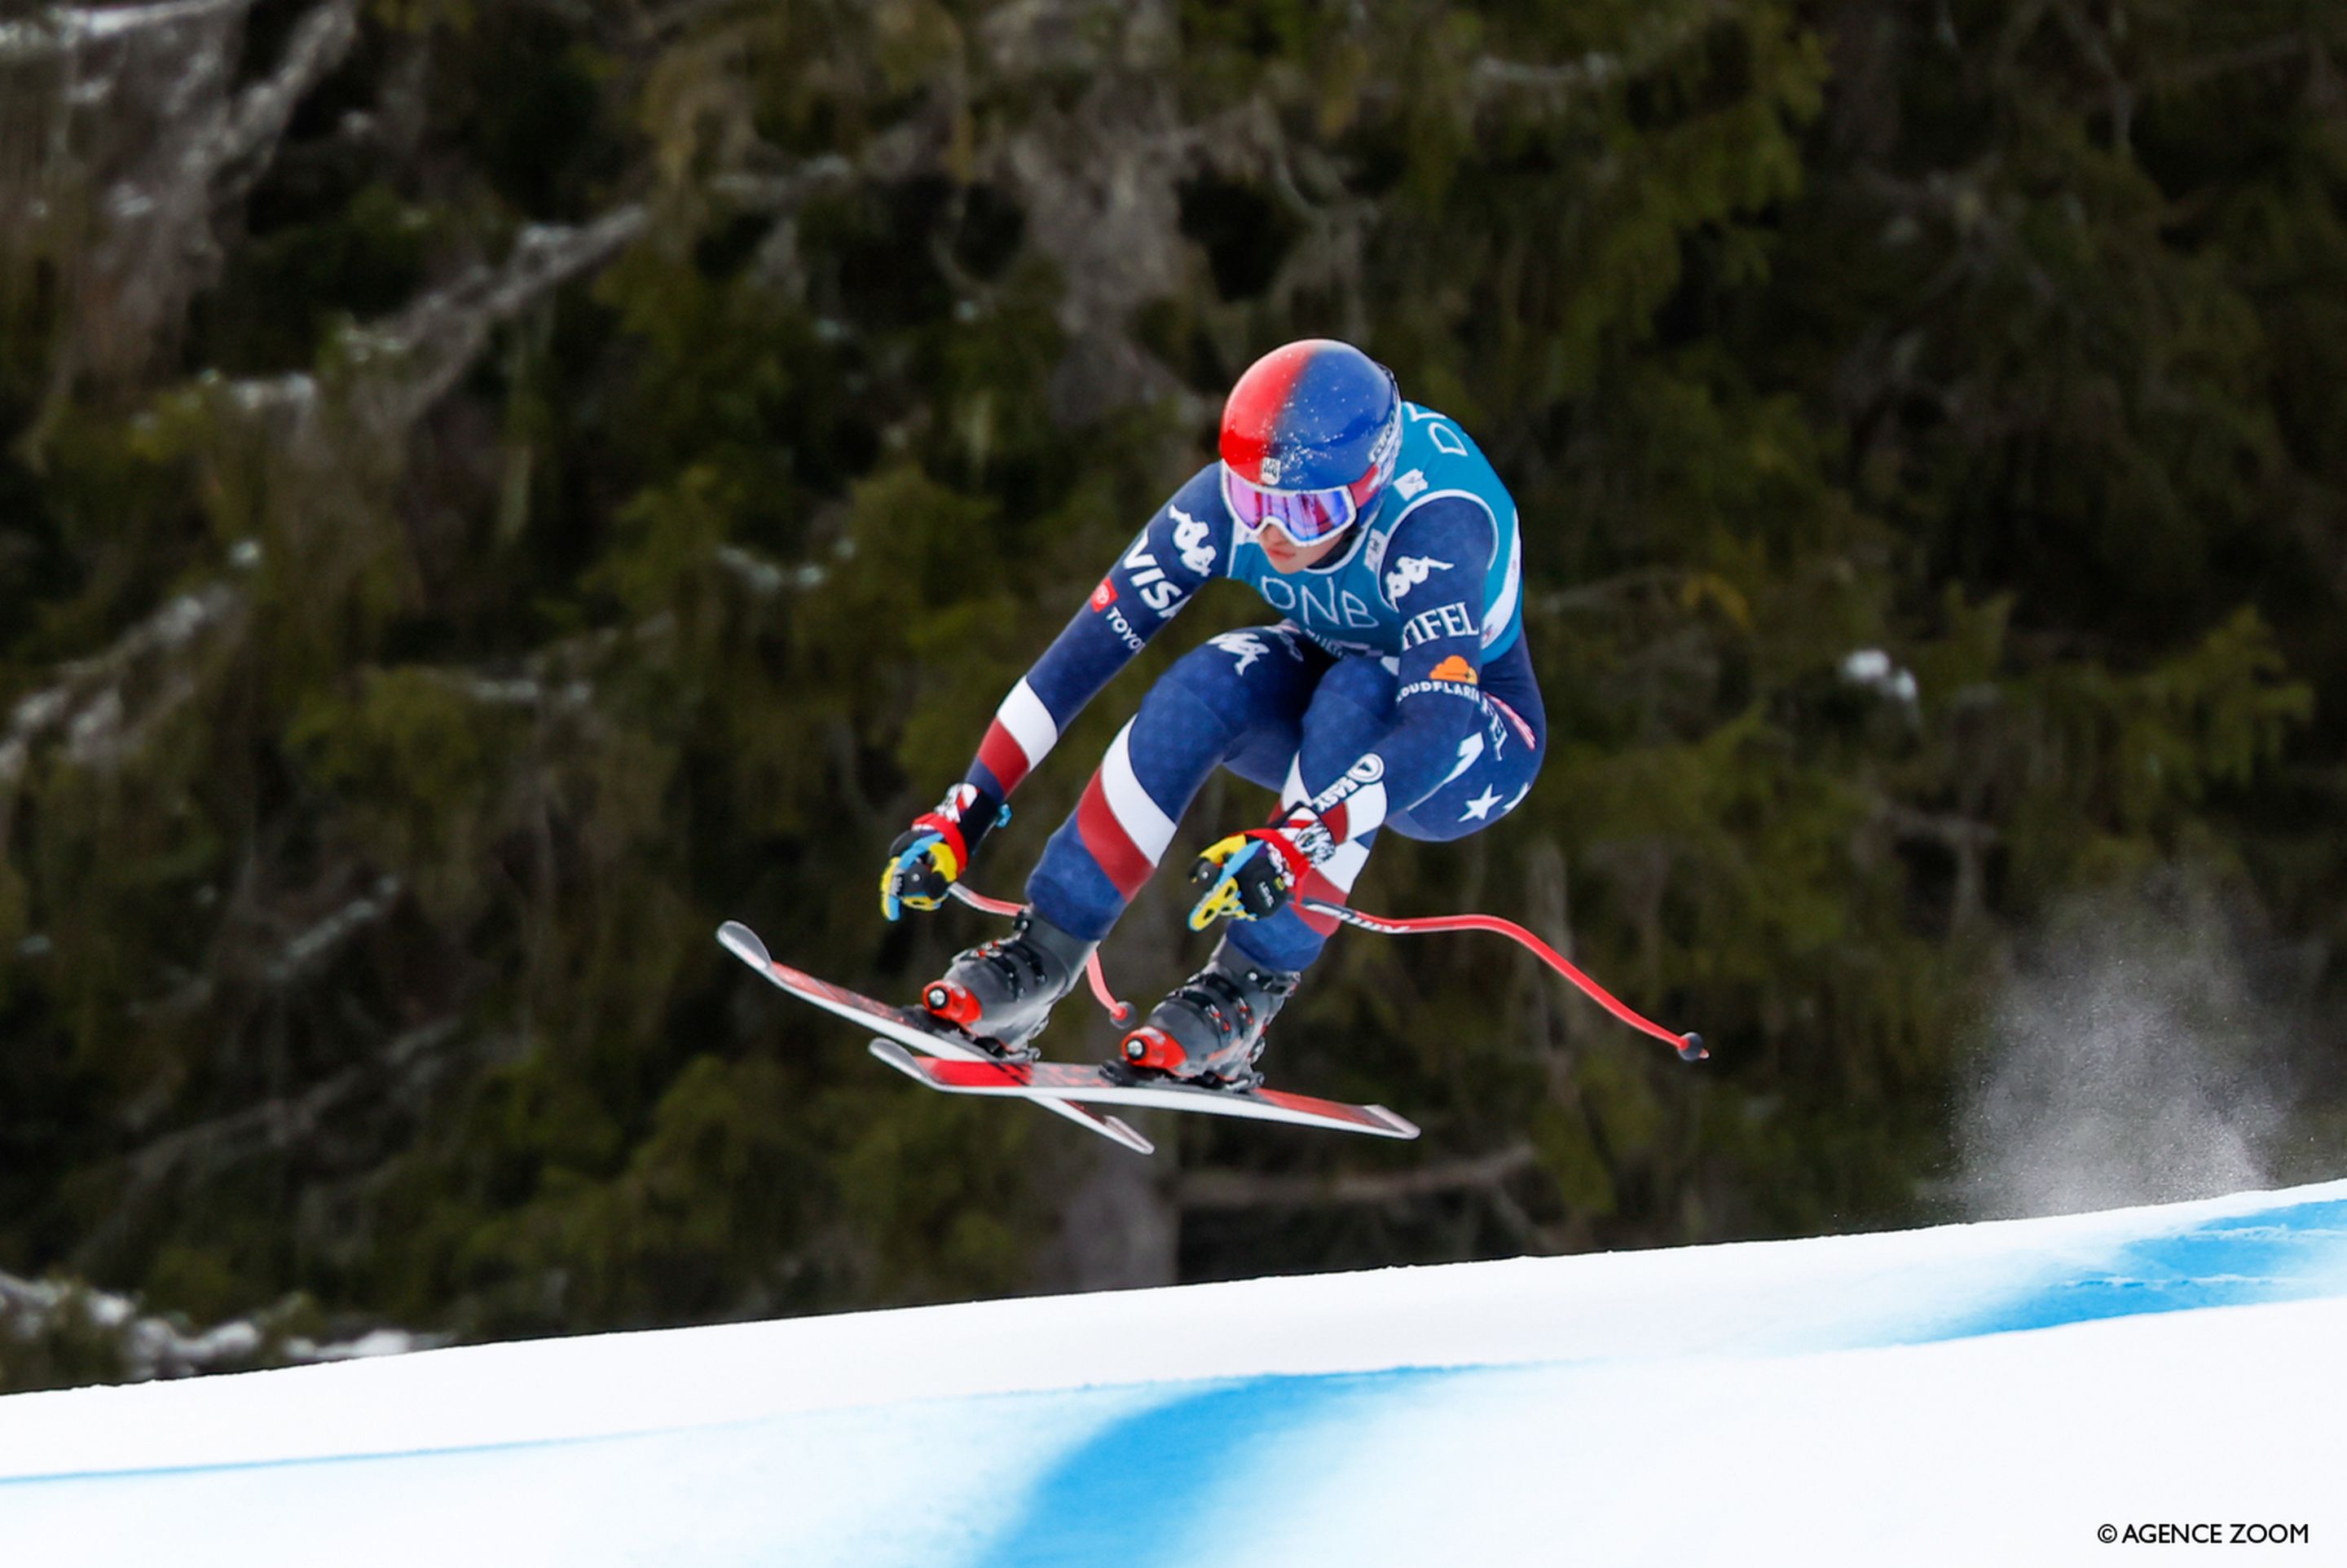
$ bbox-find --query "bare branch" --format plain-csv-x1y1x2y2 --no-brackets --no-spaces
1878,801,2001,852
0,581,246,799
3,0,347,396
1473,55,1617,99
68,1017,465,1275
0,0,246,61
341,206,649,430
261,874,403,986
211,0,363,205
2145,33,2310,96
1179,1143,1543,1210
708,153,856,212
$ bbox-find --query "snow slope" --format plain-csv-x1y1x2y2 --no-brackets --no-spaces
2,1181,2344,1566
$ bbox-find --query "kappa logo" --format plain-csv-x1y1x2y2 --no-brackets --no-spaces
1209,630,1271,675
1170,507,1218,576
1428,654,1478,685
1385,554,1453,602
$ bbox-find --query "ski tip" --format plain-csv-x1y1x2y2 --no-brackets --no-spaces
1677,1032,1708,1063
716,920,773,970
1102,1115,1155,1156
1365,1105,1422,1140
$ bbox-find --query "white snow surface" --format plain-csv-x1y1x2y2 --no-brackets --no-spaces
2,1179,2344,1565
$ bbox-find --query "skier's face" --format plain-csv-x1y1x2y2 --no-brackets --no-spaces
1259,520,1350,572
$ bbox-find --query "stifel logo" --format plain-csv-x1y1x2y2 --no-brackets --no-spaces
1428,655,1479,685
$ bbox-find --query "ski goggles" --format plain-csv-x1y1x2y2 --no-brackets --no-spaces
1219,464,1373,545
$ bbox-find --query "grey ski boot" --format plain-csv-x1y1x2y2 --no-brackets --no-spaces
1113,936,1301,1090
921,906,1099,1057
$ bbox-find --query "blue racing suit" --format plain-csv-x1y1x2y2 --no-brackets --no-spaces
954,403,1545,973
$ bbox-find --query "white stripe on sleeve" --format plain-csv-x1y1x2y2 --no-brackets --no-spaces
1482,516,1522,647
998,678,1061,765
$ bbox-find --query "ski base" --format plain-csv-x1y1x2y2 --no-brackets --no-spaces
867,1038,1421,1141
716,920,1152,1155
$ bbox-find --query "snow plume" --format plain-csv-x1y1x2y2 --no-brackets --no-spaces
1956,878,2297,1219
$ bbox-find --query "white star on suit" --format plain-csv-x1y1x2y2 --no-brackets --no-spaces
1460,784,1504,821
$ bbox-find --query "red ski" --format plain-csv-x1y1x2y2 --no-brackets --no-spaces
866,1038,1420,1140
716,921,1152,1154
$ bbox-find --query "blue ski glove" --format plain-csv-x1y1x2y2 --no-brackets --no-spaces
880,785,1010,921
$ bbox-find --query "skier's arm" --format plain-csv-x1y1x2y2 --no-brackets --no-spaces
1185,502,1497,927
960,465,1225,808
882,466,1227,918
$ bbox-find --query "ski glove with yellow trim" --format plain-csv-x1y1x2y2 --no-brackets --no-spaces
880,785,1011,921
1184,815,1333,931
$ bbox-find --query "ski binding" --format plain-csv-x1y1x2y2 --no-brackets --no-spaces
866,1038,1420,1140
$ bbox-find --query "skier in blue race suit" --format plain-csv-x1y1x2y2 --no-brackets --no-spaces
880,339,1545,1088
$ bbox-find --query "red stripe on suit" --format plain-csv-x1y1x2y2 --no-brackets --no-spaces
1296,866,1350,936
1077,772,1156,899
976,720,1033,795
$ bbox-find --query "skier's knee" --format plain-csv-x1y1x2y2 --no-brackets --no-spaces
1152,640,1273,736
1161,638,1253,707
1313,654,1398,716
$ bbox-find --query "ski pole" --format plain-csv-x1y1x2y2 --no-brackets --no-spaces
946,882,1134,1023
945,882,1698,1057
1301,899,1708,1062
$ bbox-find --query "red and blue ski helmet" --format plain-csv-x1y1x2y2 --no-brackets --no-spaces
1219,339,1402,544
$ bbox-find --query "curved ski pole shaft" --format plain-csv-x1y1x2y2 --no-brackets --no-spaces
1302,900,1707,1062
947,882,1134,1024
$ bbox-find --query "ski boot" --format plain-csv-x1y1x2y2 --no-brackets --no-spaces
1113,937,1301,1090
920,907,1098,1058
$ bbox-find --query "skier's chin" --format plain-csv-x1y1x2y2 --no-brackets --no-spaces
1262,530,1345,573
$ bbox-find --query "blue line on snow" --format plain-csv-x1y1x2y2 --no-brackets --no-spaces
972,1193,2347,1566
11,1190,2347,1554
966,1368,1447,1568
1934,1196,2347,1340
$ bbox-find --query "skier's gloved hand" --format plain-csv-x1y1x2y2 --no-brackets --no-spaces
1184,818,1327,931
880,785,1010,921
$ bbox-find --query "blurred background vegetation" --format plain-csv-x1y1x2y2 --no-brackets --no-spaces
2,0,2344,1390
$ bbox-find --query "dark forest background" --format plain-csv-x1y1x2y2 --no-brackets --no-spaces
2,0,2344,1390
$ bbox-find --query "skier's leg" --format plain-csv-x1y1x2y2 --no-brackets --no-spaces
928,626,1327,1049
1220,652,1402,974
1023,624,1328,939
1381,686,1544,844
1123,654,1548,1083
1114,654,1394,1084
1118,655,1543,1083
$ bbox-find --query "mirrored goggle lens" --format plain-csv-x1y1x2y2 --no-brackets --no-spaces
1221,467,1357,543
